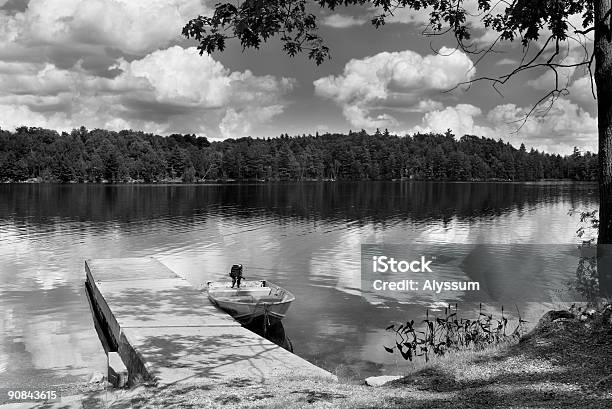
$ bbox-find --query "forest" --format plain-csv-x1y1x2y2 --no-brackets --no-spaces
0,126,598,183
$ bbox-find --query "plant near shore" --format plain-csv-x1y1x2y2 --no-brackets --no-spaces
383,304,526,362
569,208,599,244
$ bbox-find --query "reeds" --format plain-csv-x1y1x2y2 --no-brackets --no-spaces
383,304,526,362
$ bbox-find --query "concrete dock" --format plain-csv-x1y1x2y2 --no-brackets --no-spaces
85,257,334,386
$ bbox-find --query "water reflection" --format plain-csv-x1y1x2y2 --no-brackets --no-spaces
0,182,599,384
567,244,612,300
0,182,596,226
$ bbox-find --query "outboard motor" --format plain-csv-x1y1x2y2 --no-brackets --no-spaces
230,264,243,288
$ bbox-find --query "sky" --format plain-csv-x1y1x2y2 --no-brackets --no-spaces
0,0,599,154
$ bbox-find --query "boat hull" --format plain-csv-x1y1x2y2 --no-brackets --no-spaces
205,280,294,325
208,298,292,324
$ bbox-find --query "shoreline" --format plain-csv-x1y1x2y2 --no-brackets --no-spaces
1,178,596,185
37,303,611,408
17,303,609,408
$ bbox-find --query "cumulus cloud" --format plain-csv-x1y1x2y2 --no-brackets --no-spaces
413,99,444,113
313,47,475,129
0,0,218,91
407,98,597,154
365,1,593,61
0,0,27,11
219,105,285,139
7,0,210,56
411,104,491,137
407,97,597,155
0,1,297,138
487,99,597,153
0,104,71,131
0,46,294,137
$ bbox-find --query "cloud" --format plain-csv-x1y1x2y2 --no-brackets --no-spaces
313,47,475,129
0,0,216,86
320,4,431,29
7,0,210,56
0,1,295,139
219,105,285,139
536,12,594,52
0,103,71,131
112,46,234,108
0,61,74,95
321,14,366,28
319,4,430,28
527,66,597,113
496,58,518,66
369,1,593,62
0,46,295,137
0,7,21,44
486,98,597,154
371,0,501,44
567,76,597,107
378,7,432,26
407,97,597,155
414,99,444,113
0,0,28,12
527,57,578,90
411,104,491,137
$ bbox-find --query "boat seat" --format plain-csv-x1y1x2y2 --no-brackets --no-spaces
256,296,284,303
214,288,271,296
215,296,257,303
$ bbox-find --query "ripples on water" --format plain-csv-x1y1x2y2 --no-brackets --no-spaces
0,182,599,384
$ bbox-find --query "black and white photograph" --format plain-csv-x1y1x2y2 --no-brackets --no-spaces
0,0,612,408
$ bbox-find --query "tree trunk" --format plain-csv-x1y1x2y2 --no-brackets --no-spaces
595,0,612,297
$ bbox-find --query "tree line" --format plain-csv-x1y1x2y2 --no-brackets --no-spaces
0,126,598,183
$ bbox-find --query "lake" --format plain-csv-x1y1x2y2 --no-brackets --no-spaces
0,181,599,385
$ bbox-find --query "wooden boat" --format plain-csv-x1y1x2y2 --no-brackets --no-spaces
205,280,295,324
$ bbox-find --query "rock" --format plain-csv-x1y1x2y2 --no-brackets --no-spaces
545,310,575,323
88,371,105,384
521,310,575,342
365,375,403,387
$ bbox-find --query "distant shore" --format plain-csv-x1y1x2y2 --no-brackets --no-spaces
1,128,598,184
1,177,596,184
